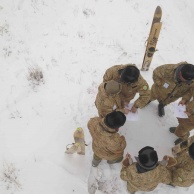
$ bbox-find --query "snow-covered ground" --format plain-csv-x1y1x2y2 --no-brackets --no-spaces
0,0,194,193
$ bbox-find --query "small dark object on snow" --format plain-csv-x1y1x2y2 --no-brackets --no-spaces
158,102,165,117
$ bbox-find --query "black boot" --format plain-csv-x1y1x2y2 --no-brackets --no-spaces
169,127,176,133
174,138,184,145
92,158,101,167
180,140,188,149
92,154,102,167
158,102,165,117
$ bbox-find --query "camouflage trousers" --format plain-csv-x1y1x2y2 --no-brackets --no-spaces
175,118,194,139
93,154,123,164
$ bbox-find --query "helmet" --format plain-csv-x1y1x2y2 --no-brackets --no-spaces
181,64,194,80
120,66,140,83
104,80,122,95
137,146,158,170
105,111,126,129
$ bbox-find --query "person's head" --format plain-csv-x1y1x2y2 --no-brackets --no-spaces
104,111,126,131
135,146,158,170
120,66,140,84
189,142,194,160
104,80,122,95
179,64,194,81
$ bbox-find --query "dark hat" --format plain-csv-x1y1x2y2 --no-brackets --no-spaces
189,142,194,160
104,111,126,129
104,80,122,95
136,146,158,170
181,64,194,80
120,66,140,83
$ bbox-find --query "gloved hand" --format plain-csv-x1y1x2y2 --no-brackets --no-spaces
122,153,133,167
160,155,177,168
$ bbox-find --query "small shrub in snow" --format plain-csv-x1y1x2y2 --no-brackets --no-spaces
0,161,21,192
27,66,44,88
0,23,9,36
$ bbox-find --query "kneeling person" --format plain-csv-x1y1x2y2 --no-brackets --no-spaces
103,64,150,113
171,142,194,187
120,146,172,194
95,80,130,117
170,98,194,145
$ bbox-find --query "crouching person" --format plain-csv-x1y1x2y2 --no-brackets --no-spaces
169,100,194,145
88,111,126,167
120,146,172,194
171,142,194,187
95,80,129,118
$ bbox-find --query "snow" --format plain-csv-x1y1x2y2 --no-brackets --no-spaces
0,0,194,193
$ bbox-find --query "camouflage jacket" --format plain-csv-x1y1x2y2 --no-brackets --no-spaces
120,162,172,193
103,64,150,108
172,150,194,187
88,117,126,161
95,82,125,117
152,62,194,104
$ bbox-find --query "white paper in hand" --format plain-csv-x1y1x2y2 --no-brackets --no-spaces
125,103,139,121
173,103,188,118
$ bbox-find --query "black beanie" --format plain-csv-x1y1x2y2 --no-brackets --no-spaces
120,66,140,83
181,64,194,80
138,146,158,170
189,142,194,160
105,111,126,129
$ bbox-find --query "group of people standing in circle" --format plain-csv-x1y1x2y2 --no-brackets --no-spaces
87,61,194,193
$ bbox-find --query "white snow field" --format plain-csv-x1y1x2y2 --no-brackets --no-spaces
0,0,194,194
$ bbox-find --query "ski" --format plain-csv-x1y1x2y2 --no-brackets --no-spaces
141,6,162,71
172,135,194,156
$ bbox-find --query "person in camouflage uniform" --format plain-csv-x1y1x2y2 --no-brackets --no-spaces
120,146,172,194
150,62,194,117
95,80,130,117
103,64,150,113
170,97,194,145
88,111,126,167
171,142,194,187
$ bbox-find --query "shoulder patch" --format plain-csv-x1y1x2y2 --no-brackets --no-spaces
178,177,183,182
143,85,148,90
